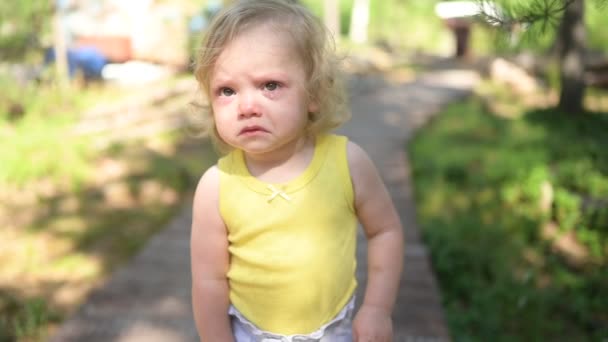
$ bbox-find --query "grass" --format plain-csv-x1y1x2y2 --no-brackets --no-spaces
0,77,119,189
409,95,608,340
0,67,217,341
0,74,194,190
0,117,216,341
0,115,94,189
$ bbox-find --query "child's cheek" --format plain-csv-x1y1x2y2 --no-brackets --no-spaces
214,96,233,107
264,89,283,100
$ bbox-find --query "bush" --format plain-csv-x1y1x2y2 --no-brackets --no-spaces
409,99,608,340
0,1,52,61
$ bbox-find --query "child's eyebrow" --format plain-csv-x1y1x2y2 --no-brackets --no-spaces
252,72,291,82
209,72,233,87
212,71,292,85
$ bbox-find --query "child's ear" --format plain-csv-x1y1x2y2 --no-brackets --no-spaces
308,99,319,113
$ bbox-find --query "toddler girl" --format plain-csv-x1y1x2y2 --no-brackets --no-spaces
190,1,403,341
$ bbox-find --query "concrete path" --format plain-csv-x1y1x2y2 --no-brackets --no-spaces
49,66,480,342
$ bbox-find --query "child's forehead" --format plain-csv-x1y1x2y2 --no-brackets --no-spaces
210,27,306,78
232,22,293,44
220,25,299,58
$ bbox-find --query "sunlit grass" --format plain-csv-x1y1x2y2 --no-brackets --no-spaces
409,97,608,340
0,131,216,341
0,74,194,190
0,115,94,189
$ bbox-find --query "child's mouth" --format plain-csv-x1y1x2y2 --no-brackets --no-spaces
239,126,268,135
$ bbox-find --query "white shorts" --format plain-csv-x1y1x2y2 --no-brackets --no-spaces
229,297,355,342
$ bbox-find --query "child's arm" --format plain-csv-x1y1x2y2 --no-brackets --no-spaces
347,142,404,342
190,166,234,342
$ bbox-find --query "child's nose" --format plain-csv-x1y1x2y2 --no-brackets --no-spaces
238,92,261,118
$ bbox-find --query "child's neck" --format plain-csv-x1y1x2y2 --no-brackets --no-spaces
243,136,315,184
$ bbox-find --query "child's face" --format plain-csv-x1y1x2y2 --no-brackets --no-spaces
209,24,317,157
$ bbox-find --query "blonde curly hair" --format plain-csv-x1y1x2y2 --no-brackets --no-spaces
192,0,350,153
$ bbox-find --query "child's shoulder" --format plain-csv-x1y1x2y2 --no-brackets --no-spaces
343,139,379,191
195,164,220,196
344,139,367,165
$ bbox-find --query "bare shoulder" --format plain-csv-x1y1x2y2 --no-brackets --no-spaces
346,140,374,170
194,164,220,201
346,141,402,238
346,140,382,202
192,164,223,229
346,141,378,182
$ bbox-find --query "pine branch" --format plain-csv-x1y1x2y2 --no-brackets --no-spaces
477,0,608,30
475,0,576,33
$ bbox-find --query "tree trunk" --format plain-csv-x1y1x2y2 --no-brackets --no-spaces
349,0,370,44
557,0,586,113
53,1,69,88
324,0,341,42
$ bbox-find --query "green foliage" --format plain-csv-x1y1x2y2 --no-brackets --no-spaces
0,134,217,340
0,71,146,189
587,2,608,51
302,0,608,58
0,115,94,189
0,78,96,189
409,99,608,340
301,0,449,51
368,1,446,49
0,290,59,342
474,0,608,54
554,188,582,231
299,0,354,36
13,298,54,340
0,0,53,60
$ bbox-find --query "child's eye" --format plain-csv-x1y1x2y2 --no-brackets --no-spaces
219,87,235,96
264,82,279,91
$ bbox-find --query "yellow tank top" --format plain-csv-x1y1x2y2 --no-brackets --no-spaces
218,134,358,335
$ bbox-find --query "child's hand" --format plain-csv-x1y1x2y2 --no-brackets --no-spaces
352,305,393,342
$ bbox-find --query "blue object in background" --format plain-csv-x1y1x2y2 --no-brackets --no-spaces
189,0,223,33
56,0,70,11
189,14,207,33
45,46,108,79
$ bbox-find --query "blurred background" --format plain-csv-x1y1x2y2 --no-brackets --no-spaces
1,0,607,341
